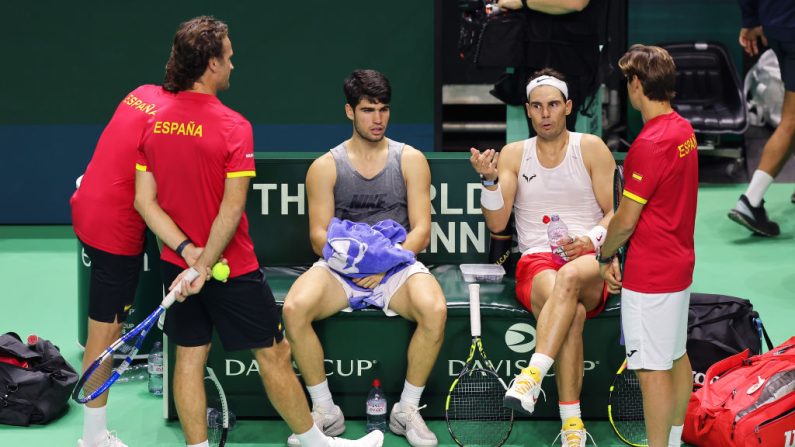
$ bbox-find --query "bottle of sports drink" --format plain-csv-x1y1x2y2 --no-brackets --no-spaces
365,379,387,433
147,341,163,396
547,214,572,265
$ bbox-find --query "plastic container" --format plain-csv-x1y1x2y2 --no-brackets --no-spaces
547,214,572,266
459,264,506,283
365,379,387,433
148,341,163,396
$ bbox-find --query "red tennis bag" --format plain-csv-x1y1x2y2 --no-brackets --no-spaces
683,336,795,447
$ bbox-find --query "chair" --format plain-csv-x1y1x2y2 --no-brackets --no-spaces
661,42,748,158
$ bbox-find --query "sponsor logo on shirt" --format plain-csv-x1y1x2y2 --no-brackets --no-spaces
153,120,204,137
122,93,158,116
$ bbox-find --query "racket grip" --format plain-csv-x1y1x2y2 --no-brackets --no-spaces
162,267,200,308
469,283,481,337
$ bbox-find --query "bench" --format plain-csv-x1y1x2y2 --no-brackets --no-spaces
150,153,623,420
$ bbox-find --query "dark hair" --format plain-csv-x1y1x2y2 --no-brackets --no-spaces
618,45,677,101
343,69,391,107
528,68,567,85
163,16,228,93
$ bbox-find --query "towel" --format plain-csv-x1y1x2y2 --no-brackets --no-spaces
322,218,416,310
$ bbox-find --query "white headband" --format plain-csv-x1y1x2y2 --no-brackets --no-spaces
526,75,569,100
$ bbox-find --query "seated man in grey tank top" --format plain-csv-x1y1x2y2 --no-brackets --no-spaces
470,68,616,447
282,69,446,447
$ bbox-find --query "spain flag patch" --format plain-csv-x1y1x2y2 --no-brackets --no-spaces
631,172,643,181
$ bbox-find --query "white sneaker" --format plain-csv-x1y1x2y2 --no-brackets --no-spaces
551,417,596,447
327,430,384,447
389,402,438,447
287,405,347,447
77,430,128,447
503,366,545,415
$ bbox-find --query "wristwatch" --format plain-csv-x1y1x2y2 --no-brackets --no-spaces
480,175,499,187
597,252,615,265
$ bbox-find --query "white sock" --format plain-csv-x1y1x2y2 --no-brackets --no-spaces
82,405,107,446
307,380,335,411
296,424,327,447
187,442,210,447
745,170,774,207
529,353,555,379
668,424,683,447
399,380,425,408
559,400,581,422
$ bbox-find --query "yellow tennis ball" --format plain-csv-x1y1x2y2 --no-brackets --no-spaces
211,263,230,282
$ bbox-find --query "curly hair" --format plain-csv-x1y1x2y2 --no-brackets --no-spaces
163,16,228,93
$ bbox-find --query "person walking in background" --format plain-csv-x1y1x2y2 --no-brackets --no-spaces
728,0,795,236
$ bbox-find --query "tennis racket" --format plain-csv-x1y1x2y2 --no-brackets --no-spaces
607,165,647,446
445,283,513,447
205,366,229,447
73,268,200,404
608,360,646,446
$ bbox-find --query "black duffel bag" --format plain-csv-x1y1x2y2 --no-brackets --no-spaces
0,332,78,425
687,293,774,386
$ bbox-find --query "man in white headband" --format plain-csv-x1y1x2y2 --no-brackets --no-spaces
469,68,616,447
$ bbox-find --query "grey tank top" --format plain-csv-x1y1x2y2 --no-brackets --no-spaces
330,138,409,230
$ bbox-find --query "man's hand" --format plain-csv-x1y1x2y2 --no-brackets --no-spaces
353,272,386,289
169,266,209,302
739,26,767,57
181,244,203,267
470,147,499,181
560,235,593,261
599,257,622,294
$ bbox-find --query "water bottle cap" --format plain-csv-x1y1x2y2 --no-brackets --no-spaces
372,378,381,388
550,214,560,221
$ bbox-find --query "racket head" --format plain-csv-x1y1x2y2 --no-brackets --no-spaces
72,307,163,404
205,366,229,447
445,364,514,447
608,360,648,447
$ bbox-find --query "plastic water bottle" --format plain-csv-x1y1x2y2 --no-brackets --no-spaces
365,379,387,433
148,341,163,396
547,214,573,265
207,407,237,431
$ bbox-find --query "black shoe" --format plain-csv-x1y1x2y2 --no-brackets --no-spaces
728,194,780,236
791,190,795,204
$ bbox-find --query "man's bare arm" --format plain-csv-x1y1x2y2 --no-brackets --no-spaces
306,154,337,256
401,146,432,254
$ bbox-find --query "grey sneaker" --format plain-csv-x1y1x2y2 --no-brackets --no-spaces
287,405,346,447
77,431,128,447
327,430,384,447
389,402,438,447
728,194,780,236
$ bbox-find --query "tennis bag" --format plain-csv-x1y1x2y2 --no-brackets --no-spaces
682,336,795,447
688,293,774,386
0,332,78,426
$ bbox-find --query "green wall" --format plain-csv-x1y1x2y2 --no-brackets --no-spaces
1,0,434,223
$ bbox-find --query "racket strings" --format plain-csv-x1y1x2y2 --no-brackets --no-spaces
76,337,139,401
448,370,512,445
610,369,647,444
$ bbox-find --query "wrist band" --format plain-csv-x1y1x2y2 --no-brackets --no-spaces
175,239,191,257
586,225,608,250
480,184,505,210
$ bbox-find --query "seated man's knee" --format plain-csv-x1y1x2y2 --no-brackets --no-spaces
282,292,314,329
552,265,582,297
415,292,447,336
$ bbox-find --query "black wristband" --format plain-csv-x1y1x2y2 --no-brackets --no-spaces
175,239,191,257
597,253,614,265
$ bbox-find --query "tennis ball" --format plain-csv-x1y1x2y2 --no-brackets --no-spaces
211,262,230,282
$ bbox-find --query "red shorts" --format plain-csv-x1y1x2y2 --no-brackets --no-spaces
515,252,608,319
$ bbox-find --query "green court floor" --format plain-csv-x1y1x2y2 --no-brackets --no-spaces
1,184,793,446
